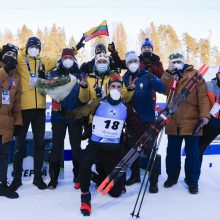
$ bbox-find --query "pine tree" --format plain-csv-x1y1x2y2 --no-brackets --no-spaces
17,24,33,48
148,22,160,55
137,29,146,52
183,32,198,65
166,25,181,52
69,35,77,48
45,24,66,59
1,29,14,46
112,22,127,59
157,24,169,66
199,38,210,65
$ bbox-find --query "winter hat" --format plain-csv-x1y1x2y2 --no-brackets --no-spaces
95,52,110,65
108,75,123,87
125,51,139,66
61,48,75,58
0,43,19,58
169,49,185,63
95,43,107,55
141,38,153,50
26,37,41,51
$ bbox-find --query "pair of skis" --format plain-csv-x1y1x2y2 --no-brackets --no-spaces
97,64,209,196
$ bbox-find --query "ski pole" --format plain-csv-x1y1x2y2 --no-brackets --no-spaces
130,138,157,217
134,127,164,218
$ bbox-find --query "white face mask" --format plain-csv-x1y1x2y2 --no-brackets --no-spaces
109,89,121,100
173,63,184,70
128,63,139,73
28,48,40,57
96,63,108,73
62,59,74,69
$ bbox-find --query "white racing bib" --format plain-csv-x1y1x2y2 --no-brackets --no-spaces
210,102,220,117
92,115,125,139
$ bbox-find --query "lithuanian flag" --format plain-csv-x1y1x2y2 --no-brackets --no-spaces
84,20,109,42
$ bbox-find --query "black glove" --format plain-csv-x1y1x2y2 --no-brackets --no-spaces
169,68,183,79
13,125,22,136
59,108,67,117
76,35,85,51
38,64,46,79
81,124,92,140
3,55,17,74
142,52,153,64
95,87,102,98
108,42,116,53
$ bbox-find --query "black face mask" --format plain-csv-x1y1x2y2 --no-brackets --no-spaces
169,68,183,79
142,52,152,59
2,55,17,64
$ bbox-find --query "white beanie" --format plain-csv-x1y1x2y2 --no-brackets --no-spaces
169,49,185,63
95,52,110,65
125,51,139,66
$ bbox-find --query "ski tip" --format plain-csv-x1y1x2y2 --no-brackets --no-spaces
198,64,206,72
202,66,209,76
198,64,209,76
101,180,114,196
97,177,110,192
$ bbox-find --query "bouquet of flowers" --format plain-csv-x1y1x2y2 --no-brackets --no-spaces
36,74,77,102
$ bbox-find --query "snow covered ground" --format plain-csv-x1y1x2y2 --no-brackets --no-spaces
1,134,220,220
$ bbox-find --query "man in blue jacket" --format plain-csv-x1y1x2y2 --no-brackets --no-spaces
47,48,84,189
123,51,165,193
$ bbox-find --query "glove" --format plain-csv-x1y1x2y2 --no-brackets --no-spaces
13,125,22,136
38,64,46,79
76,35,85,51
81,124,92,140
192,118,209,135
59,108,74,119
108,42,116,53
3,55,17,74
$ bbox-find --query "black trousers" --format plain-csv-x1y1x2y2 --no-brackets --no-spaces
199,125,220,165
80,143,124,198
13,109,45,179
126,124,161,180
49,122,82,181
0,137,10,183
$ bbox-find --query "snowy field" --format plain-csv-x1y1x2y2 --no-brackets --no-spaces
1,134,220,220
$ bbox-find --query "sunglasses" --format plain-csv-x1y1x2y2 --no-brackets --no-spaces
110,75,122,81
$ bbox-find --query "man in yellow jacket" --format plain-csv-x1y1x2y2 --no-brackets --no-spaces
10,37,57,191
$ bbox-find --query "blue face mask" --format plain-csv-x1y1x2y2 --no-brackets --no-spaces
96,63,109,74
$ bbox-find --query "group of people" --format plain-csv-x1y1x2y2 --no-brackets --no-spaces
0,35,219,216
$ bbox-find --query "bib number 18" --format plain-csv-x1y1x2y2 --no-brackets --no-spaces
104,120,120,130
